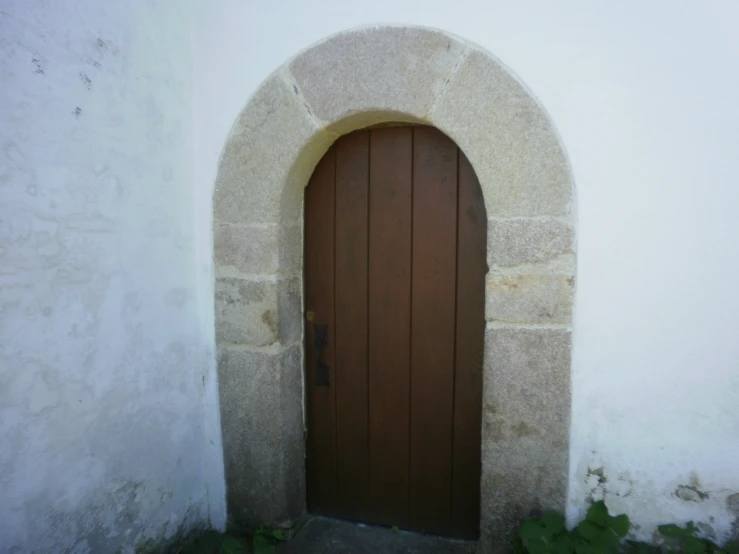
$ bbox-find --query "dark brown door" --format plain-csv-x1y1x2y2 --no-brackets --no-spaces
304,126,486,539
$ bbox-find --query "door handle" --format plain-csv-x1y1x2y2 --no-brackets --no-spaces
313,324,330,387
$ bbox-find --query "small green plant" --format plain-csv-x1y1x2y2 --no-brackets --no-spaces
514,501,739,554
252,526,287,554
514,501,628,554
654,522,739,554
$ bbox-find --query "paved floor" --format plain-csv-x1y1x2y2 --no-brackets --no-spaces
278,516,477,554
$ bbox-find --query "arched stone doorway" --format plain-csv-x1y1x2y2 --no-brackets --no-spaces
213,25,575,547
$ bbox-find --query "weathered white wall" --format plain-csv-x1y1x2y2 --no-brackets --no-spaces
193,0,739,544
0,2,226,553
3,0,738,551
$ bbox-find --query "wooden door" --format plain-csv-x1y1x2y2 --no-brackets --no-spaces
304,126,486,539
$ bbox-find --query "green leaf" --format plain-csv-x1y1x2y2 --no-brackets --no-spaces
194,531,225,549
526,539,551,554
521,519,550,545
589,531,621,554
551,534,576,554
271,529,285,541
220,536,245,554
624,540,660,554
253,534,276,554
585,501,610,526
540,512,565,536
684,537,708,554
685,522,700,535
609,514,630,537
576,520,602,541
392,526,400,533
663,534,708,554
723,540,739,554
511,535,527,554
574,542,600,554
511,533,527,554
659,524,695,538
701,538,722,553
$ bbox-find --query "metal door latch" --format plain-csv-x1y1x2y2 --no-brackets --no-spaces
313,324,330,387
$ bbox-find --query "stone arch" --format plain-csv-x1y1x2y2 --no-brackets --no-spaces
213,25,575,546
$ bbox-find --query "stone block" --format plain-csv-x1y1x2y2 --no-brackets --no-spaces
430,48,573,217
214,224,277,276
479,327,571,544
215,278,276,346
213,72,322,225
290,26,466,125
486,272,574,324
277,277,303,345
217,344,305,526
277,223,303,277
215,277,302,346
214,223,301,277
480,438,568,548
483,327,571,433
488,218,574,267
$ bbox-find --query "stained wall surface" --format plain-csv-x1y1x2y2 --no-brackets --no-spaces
0,2,226,552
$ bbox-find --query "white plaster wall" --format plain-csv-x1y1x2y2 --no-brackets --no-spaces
3,0,737,550
0,2,226,553
193,0,739,543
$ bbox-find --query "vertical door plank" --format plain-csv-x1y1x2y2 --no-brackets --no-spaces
450,150,486,539
334,131,371,521
368,127,413,529
304,148,338,514
409,127,459,535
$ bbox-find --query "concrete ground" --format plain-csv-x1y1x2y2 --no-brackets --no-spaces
278,516,477,554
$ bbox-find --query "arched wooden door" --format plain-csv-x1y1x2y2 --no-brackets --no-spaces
304,126,486,539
